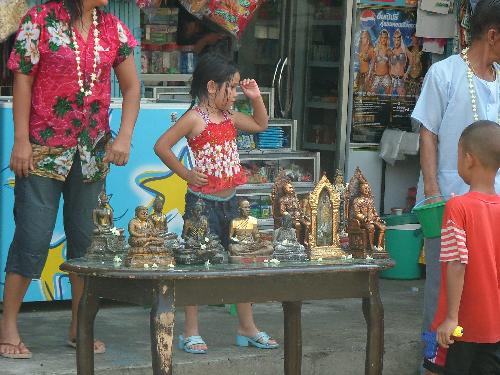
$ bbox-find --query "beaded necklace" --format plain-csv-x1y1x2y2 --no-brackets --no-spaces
71,8,100,97
461,48,500,123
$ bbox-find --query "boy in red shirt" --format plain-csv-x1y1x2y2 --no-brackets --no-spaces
424,120,500,374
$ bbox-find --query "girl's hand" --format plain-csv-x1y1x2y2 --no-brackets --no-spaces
240,79,261,100
104,133,131,166
10,139,34,178
186,168,208,187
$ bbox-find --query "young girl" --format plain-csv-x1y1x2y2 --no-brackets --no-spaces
154,53,278,354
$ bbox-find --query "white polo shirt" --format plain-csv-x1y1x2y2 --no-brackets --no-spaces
411,54,500,201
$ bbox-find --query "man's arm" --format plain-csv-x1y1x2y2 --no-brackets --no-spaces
436,261,465,348
420,126,441,200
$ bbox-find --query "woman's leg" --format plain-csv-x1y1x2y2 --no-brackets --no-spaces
183,306,207,351
236,304,277,346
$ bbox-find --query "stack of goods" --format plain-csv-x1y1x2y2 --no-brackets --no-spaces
255,127,285,149
236,131,256,151
242,161,276,184
141,7,180,74
246,195,273,219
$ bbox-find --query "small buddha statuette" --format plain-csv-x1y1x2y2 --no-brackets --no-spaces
272,213,308,262
125,205,175,267
85,188,126,260
175,199,225,265
228,200,273,262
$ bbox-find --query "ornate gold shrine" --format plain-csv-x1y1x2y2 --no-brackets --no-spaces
307,174,344,260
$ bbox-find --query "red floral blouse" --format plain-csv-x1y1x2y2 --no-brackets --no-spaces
7,1,137,182
187,107,247,194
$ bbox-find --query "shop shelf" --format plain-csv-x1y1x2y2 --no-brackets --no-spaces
302,142,336,151
306,101,338,110
311,20,342,26
140,74,192,82
308,61,340,68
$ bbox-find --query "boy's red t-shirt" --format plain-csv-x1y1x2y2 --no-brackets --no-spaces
431,192,500,343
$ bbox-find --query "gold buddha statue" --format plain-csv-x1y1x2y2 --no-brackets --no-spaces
228,200,273,262
149,195,177,240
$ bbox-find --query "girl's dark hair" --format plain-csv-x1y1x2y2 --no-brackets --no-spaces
189,53,238,108
54,0,84,26
470,0,500,41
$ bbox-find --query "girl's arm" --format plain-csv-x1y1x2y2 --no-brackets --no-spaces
107,55,141,166
232,79,269,134
10,73,35,177
154,111,208,187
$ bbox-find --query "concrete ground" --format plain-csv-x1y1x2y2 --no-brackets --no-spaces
0,278,424,375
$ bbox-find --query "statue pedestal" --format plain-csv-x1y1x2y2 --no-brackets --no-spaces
272,244,308,262
229,255,271,264
174,247,226,265
125,248,176,268
372,249,389,259
85,232,126,261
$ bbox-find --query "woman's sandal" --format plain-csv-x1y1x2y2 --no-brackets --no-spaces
235,331,279,349
0,342,32,359
67,338,106,354
178,335,207,354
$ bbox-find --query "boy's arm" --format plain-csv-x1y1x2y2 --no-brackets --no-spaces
436,260,465,348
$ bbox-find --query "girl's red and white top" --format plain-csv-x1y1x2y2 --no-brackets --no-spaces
187,107,247,194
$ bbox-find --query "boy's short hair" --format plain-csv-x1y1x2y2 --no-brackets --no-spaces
459,120,500,169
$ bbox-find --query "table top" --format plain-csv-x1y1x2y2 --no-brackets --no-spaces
61,257,394,280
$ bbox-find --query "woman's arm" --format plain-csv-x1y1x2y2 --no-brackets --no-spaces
154,111,207,187
232,79,268,133
10,73,35,177
106,55,140,166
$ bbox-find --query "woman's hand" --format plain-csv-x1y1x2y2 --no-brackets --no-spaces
10,139,34,178
104,133,131,166
240,79,261,100
186,168,208,187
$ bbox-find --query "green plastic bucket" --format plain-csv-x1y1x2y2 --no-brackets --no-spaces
412,198,446,238
381,214,423,280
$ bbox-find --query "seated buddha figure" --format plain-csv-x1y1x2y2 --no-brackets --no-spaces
128,206,165,250
149,195,178,241
177,199,225,265
93,190,115,234
272,213,308,262
228,200,273,260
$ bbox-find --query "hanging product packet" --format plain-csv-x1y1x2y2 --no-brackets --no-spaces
179,0,264,38
0,0,29,43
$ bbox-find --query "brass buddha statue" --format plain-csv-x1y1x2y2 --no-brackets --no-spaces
333,169,348,236
175,199,225,265
149,195,178,241
228,200,273,263
272,213,308,262
85,188,126,261
125,205,176,267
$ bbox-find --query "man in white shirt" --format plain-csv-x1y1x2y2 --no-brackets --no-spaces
411,0,500,369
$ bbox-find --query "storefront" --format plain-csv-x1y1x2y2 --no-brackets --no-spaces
0,0,462,302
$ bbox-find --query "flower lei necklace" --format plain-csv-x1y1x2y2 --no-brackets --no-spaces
71,8,100,97
461,47,500,123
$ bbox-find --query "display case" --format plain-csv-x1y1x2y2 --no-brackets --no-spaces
301,0,345,151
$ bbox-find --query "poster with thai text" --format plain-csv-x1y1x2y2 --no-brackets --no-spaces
351,7,426,144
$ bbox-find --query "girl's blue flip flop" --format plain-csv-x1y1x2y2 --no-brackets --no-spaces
178,335,207,354
235,332,279,349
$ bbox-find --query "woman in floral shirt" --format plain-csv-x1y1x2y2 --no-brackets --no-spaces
0,0,140,358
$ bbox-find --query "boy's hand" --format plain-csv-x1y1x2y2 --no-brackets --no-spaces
186,168,208,187
10,139,34,178
104,134,131,166
240,79,261,100
436,318,458,348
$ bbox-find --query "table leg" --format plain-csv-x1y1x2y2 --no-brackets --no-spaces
150,282,176,375
362,272,384,375
282,301,302,375
76,276,99,375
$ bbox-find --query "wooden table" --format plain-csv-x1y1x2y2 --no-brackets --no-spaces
61,258,393,375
